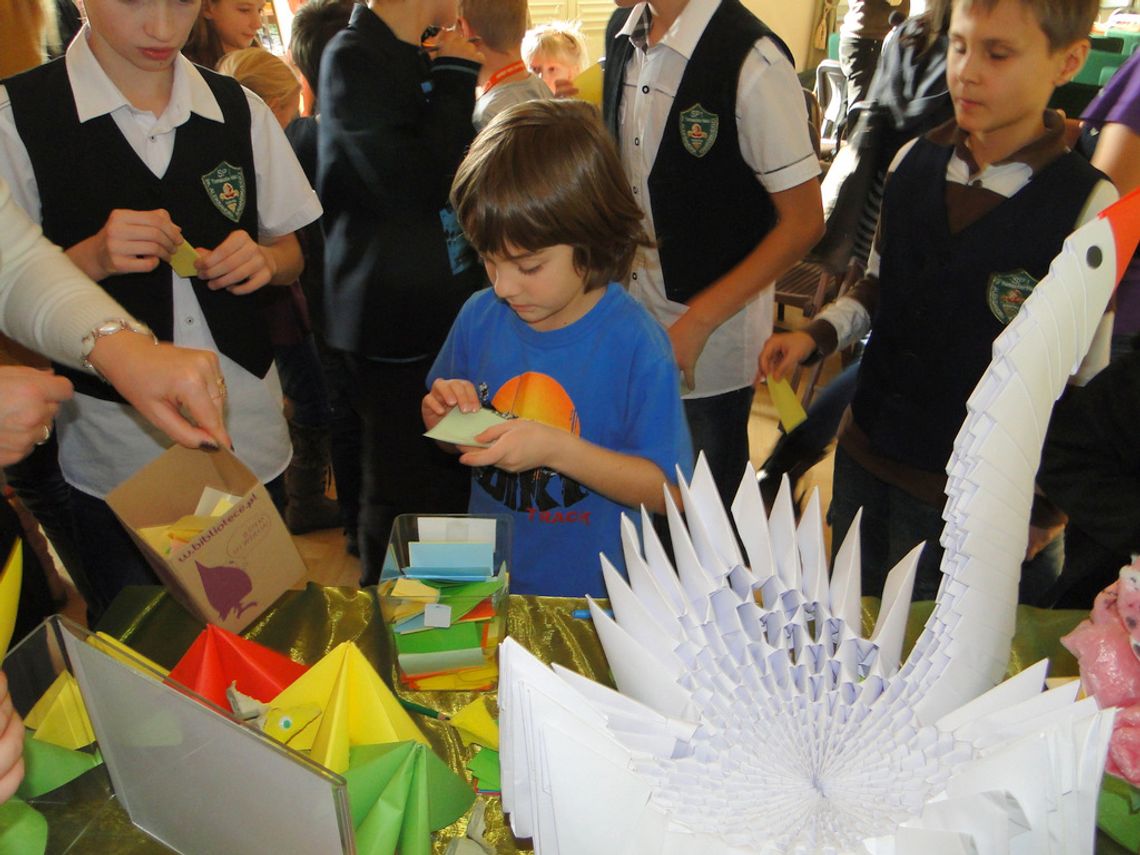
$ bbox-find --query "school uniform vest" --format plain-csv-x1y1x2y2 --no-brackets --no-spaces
4,59,271,402
603,0,791,304
852,137,1103,472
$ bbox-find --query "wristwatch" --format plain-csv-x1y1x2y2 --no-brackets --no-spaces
81,318,157,381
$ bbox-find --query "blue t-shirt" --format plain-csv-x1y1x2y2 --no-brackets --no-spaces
428,284,693,597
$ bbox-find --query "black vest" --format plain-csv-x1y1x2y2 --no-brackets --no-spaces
853,137,1104,472
5,59,272,401
603,1,791,304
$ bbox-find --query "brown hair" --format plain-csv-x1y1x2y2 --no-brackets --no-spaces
451,100,650,292
952,0,1098,50
458,0,529,53
216,46,301,108
289,0,352,94
183,6,225,69
522,21,589,72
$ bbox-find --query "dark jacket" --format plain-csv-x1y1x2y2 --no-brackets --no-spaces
317,5,485,359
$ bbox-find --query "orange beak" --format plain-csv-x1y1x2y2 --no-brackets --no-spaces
1099,186,1140,287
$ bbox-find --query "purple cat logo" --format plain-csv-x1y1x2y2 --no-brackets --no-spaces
196,560,258,621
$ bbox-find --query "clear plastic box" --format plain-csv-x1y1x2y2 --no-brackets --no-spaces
378,515,510,691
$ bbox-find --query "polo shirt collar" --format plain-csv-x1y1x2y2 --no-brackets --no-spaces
65,24,224,125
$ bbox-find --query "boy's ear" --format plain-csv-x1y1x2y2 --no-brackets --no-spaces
457,16,475,41
1054,39,1091,87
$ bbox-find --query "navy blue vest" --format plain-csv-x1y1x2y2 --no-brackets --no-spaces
5,59,271,402
603,1,791,304
852,137,1104,472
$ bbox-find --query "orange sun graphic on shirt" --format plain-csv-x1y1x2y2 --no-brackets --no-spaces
491,372,580,435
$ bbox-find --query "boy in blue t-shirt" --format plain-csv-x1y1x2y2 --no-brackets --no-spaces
423,100,694,597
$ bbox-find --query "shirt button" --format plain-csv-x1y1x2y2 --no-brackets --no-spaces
633,187,638,195
185,317,195,325
641,85,650,94
634,137,640,146
632,272,638,280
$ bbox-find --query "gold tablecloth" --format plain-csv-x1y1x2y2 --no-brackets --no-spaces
61,585,1094,853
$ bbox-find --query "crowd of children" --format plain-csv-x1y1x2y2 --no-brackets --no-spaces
0,0,1133,633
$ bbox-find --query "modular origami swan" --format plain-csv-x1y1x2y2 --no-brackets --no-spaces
498,190,1140,854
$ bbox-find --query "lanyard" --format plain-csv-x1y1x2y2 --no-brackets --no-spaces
483,60,527,93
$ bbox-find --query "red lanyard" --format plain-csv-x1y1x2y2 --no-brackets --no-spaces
483,60,527,93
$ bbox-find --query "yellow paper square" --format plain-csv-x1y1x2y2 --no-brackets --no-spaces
169,240,200,278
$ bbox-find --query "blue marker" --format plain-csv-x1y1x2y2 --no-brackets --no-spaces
571,608,613,619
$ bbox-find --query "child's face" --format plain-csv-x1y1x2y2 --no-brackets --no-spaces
529,52,578,93
947,0,1086,146
485,244,599,332
205,0,263,51
82,0,200,76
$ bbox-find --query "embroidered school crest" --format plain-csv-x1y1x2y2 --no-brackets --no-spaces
986,269,1038,324
679,104,718,157
201,162,246,223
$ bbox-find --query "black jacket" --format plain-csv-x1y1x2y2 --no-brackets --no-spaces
317,5,485,359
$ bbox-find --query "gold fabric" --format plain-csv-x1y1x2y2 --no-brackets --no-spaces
75,586,1088,852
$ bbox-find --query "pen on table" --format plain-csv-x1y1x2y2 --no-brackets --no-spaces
571,608,613,620
398,697,450,721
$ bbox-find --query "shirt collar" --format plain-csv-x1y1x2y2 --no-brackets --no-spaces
929,109,1067,176
65,24,224,125
622,0,721,60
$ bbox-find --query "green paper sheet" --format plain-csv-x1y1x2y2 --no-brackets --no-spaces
346,742,474,833
0,799,47,855
1098,773,1140,851
15,734,101,800
393,622,481,656
466,748,500,792
357,750,414,855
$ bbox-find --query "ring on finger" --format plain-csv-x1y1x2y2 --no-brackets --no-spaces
35,424,51,446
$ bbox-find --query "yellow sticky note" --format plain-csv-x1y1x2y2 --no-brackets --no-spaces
0,540,22,660
27,671,96,750
572,63,603,106
167,514,215,541
767,376,807,433
169,240,200,278
448,697,499,750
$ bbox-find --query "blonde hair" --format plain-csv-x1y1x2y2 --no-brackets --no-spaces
458,0,529,53
522,21,589,73
216,47,301,109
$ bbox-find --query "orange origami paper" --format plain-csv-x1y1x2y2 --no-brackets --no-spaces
269,641,428,774
168,624,308,710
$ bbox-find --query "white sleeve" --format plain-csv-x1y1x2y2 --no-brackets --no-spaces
816,295,872,351
1071,177,1120,385
245,89,322,239
0,178,133,370
736,37,820,194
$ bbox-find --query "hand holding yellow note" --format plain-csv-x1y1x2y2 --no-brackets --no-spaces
169,240,200,278
767,376,808,433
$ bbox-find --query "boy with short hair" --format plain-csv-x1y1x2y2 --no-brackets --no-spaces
603,0,825,510
761,0,1116,601
460,0,550,130
319,0,485,583
0,0,321,615
423,100,693,597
